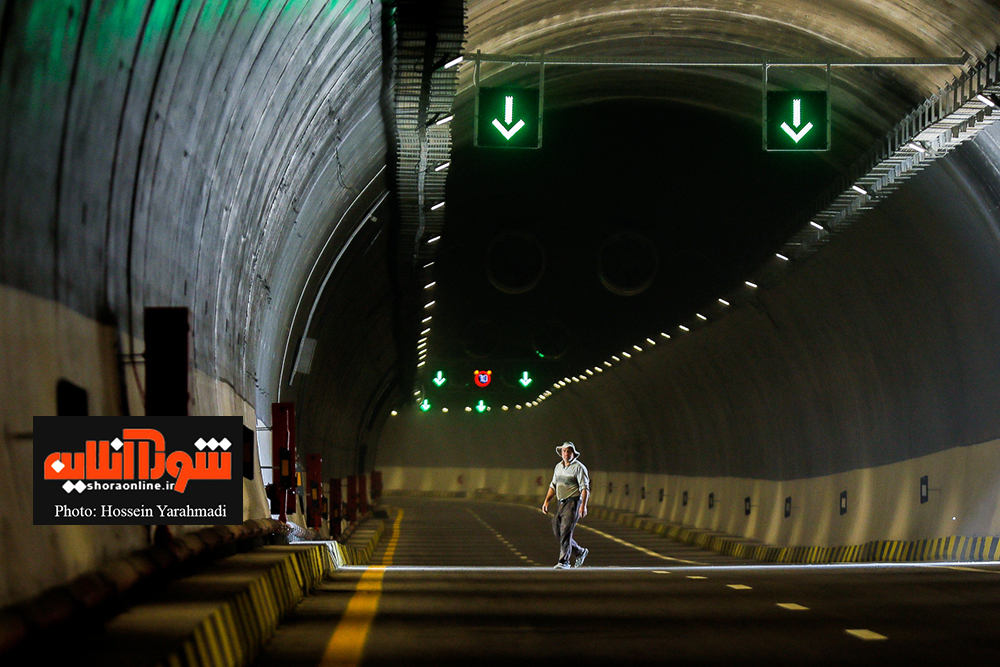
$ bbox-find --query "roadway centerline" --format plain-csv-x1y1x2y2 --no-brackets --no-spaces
466,507,542,566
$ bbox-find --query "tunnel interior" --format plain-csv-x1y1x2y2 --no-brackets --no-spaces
2,0,1000,607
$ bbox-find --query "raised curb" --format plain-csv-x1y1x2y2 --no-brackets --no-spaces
386,490,1000,564
0,510,393,665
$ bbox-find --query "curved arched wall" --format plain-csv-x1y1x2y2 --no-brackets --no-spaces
0,1,389,605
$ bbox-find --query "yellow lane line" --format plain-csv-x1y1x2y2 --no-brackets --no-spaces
319,509,404,667
575,523,705,565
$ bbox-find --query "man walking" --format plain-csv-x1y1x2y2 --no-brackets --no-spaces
541,441,590,569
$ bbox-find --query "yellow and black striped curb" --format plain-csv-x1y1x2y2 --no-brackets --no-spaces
331,518,387,567
592,506,1000,564
68,544,335,667
0,519,287,658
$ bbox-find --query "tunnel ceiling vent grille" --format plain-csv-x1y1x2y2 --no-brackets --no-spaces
392,0,466,384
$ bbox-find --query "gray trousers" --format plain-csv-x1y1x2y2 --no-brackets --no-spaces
552,497,585,564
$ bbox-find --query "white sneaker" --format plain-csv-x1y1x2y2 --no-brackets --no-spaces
573,548,589,568
554,562,571,569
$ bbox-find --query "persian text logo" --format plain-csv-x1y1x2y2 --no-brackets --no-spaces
43,428,232,494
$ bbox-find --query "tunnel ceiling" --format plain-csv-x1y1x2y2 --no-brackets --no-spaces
398,0,1000,413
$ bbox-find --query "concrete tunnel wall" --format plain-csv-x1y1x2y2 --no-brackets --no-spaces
2,0,1000,608
0,0,388,607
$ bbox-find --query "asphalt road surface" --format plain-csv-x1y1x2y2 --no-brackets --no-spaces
254,496,1000,666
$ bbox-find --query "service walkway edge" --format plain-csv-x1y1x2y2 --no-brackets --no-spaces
384,490,1000,564
0,511,392,666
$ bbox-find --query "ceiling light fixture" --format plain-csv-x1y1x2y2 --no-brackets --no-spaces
809,221,824,230
745,281,758,289
424,282,436,289
776,253,789,261
444,55,464,69
434,162,450,172
718,299,730,306
696,313,707,321
431,201,445,211
851,185,868,195
434,114,454,126
976,94,997,107
424,301,435,308
905,141,927,153
678,325,689,332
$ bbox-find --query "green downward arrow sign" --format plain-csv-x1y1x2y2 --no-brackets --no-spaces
780,98,814,143
432,371,446,387
519,372,533,387
492,96,525,140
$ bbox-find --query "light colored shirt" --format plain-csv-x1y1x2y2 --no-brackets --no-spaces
550,458,590,501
